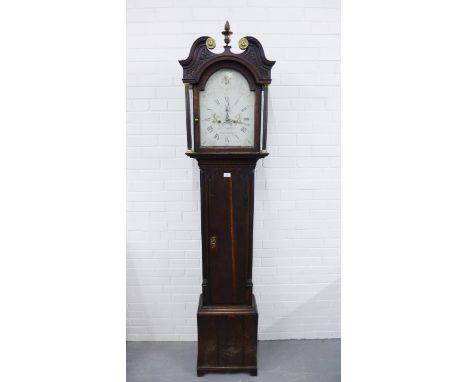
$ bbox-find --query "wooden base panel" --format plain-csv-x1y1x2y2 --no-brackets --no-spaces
197,294,258,376
197,367,257,377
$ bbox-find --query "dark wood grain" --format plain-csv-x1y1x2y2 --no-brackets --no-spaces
262,84,268,151
197,295,258,376
178,23,274,377
199,159,257,305
179,36,274,85
184,84,192,150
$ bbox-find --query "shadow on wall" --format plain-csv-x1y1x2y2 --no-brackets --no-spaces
127,253,200,342
259,278,341,340
127,253,340,341
127,254,159,341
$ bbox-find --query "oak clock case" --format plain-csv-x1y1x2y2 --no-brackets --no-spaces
179,22,274,377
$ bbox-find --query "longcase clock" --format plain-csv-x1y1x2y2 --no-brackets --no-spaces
179,21,275,377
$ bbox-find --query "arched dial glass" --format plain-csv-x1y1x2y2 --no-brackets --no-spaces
199,69,255,147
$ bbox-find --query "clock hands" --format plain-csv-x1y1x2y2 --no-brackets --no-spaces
208,97,248,134
224,96,231,122
232,114,249,125
223,97,249,127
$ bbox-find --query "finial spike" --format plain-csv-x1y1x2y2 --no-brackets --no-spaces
222,20,233,47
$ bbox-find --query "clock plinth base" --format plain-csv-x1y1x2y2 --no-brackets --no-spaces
196,294,258,376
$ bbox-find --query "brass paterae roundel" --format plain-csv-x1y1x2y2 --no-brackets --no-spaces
238,37,249,50
206,37,216,50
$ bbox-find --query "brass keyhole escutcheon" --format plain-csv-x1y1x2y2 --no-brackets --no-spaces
210,235,217,249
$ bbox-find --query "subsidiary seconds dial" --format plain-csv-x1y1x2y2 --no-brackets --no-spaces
199,69,255,147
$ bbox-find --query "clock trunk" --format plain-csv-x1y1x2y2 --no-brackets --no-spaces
199,159,255,306
196,155,260,376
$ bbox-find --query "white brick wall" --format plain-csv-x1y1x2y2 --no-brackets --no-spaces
127,0,340,341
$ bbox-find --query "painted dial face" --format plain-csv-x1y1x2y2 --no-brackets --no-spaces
199,69,255,147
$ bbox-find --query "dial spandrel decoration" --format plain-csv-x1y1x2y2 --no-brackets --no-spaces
200,69,255,147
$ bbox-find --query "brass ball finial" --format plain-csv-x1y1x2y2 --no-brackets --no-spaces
222,20,233,46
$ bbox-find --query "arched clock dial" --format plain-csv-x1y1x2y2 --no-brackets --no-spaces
199,69,255,147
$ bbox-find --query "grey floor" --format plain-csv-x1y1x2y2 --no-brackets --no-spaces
127,339,340,382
